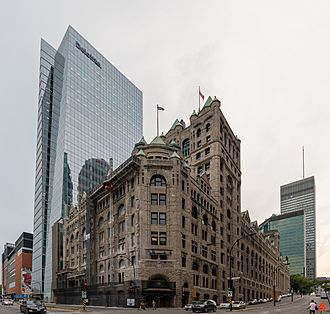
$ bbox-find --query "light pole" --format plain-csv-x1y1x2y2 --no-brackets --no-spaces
229,232,256,312
120,255,136,306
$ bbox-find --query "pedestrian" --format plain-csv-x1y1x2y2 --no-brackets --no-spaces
308,299,318,314
139,300,146,310
152,299,156,310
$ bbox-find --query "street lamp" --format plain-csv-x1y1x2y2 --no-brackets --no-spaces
119,255,136,306
229,232,256,312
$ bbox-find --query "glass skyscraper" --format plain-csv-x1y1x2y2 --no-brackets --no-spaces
280,176,316,279
32,26,143,300
260,211,305,276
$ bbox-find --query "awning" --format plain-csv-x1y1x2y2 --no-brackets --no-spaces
143,288,174,293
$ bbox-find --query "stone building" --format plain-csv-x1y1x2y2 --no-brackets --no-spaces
55,96,289,306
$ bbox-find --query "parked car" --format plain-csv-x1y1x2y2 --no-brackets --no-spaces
248,299,258,305
20,300,47,314
185,301,198,311
219,302,230,309
191,300,217,312
2,298,14,305
232,301,246,309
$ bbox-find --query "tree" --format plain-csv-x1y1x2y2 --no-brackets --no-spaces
290,274,316,294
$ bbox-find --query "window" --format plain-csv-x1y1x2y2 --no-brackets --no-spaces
118,204,125,216
202,230,208,242
151,193,158,205
206,123,211,132
159,213,166,224
151,212,158,224
99,231,104,243
192,240,198,253
202,245,208,258
182,198,185,209
150,175,166,186
206,135,211,143
151,193,167,205
197,128,201,137
182,234,186,248
182,216,186,228
182,138,190,157
159,194,166,205
211,250,216,261
182,256,187,267
205,147,210,155
151,232,167,245
197,140,201,148
159,232,167,245
192,207,198,219
98,216,104,228
118,239,125,251
151,232,158,245
119,220,125,233
196,152,201,160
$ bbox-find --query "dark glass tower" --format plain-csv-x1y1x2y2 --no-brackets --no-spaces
32,26,143,299
260,211,305,275
280,176,316,279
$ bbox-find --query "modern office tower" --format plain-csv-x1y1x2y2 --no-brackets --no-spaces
32,26,143,300
260,211,305,276
1,233,33,298
280,176,316,279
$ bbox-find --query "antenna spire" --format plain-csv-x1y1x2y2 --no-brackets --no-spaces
302,146,305,179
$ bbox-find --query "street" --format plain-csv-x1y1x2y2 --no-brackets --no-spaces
0,295,329,314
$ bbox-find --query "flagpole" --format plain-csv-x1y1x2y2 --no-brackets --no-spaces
157,104,159,137
198,86,201,113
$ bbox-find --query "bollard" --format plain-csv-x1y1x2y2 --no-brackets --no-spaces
82,298,86,311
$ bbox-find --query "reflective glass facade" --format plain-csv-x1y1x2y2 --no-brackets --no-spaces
260,211,305,276
280,176,316,279
32,26,143,300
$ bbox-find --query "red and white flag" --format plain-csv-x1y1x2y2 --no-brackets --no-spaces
199,88,205,101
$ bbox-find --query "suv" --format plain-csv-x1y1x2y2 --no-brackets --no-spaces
192,300,217,312
20,300,47,314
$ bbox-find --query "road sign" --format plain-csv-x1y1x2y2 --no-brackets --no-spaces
81,291,87,299
228,291,233,297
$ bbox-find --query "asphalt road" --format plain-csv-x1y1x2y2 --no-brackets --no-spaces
1,295,329,314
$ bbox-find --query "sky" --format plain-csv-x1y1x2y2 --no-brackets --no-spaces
0,0,329,278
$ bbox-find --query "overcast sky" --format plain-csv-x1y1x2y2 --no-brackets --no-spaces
1,0,329,278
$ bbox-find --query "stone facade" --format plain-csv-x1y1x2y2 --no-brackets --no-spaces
55,96,289,307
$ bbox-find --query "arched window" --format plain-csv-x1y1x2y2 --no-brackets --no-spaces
99,264,104,273
98,216,104,228
150,175,166,186
182,138,190,157
192,207,198,219
192,260,199,271
206,123,211,132
211,220,216,231
70,235,74,243
119,259,125,269
203,264,209,274
75,232,79,240
202,214,208,225
118,204,125,216
212,266,217,276
196,128,201,137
